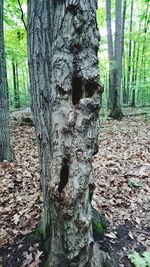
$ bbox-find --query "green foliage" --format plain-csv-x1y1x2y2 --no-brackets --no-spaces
97,0,150,108
128,251,150,267
4,0,29,109
3,0,150,109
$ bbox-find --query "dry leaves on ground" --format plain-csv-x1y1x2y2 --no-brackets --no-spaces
93,114,150,249
0,111,150,266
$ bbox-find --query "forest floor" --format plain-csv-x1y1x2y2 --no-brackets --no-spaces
0,108,150,267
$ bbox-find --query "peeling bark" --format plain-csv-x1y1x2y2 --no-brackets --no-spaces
28,0,102,266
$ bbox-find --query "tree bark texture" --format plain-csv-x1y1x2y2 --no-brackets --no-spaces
28,1,102,266
0,0,12,162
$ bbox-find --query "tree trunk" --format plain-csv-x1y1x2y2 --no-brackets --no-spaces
139,2,149,81
121,0,127,56
12,59,20,108
15,61,21,108
106,0,123,120
106,0,114,110
131,41,136,107
121,0,127,103
108,0,123,120
28,1,103,266
0,0,12,162
126,0,134,104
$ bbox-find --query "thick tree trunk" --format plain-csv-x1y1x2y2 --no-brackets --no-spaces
28,1,103,266
0,0,12,162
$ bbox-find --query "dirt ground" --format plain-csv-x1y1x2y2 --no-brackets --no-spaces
0,108,150,266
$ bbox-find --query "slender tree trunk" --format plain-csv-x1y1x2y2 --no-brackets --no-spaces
126,0,134,104
15,61,21,108
108,0,123,120
121,0,127,103
12,59,20,108
106,0,114,110
131,41,136,107
22,65,29,107
121,0,127,56
28,1,103,266
122,54,126,104
0,0,12,162
140,2,149,81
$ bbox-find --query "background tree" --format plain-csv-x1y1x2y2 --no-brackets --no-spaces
0,0,12,162
106,0,124,120
97,0,150,110
28,0,103,266
2,0,150,113
4,0,29,109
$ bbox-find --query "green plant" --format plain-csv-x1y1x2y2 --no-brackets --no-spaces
128,251,150,267
92,206,109,240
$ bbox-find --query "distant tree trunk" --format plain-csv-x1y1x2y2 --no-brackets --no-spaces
0,0,12,162
131,41,136,107
106,0,115,110
121,0,127,103
22,65,29,106
28,1,104,266
15,61,20,108
12,59,20,108
121,0,127,56
140,2,149,81
126,0,134,104
122,54,126,104
106,0,123,120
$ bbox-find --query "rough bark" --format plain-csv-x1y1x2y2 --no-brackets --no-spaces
28,0,103,266
0,0,12,162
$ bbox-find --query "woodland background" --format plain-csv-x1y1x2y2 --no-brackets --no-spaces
0,0,150,266
4,0,150,112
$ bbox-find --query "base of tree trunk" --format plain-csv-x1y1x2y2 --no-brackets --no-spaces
108,106,124,121
34,218,112,267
